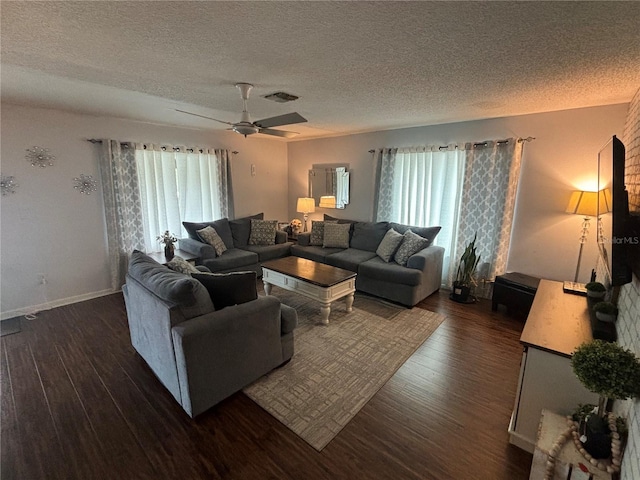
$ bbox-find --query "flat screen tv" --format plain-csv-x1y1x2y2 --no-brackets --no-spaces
597,136,632,286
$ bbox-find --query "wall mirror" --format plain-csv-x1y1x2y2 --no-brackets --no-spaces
309,164,350,209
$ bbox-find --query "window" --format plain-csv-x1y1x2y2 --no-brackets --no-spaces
135,145,233,251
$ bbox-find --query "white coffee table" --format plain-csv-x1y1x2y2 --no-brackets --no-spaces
262,257,356,325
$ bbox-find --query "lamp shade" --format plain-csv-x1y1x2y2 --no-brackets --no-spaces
566,190,598,216
598,188,612,215
319,195,336,208
296,197,316,213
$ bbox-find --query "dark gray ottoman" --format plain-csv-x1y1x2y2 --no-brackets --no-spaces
492,272,541,316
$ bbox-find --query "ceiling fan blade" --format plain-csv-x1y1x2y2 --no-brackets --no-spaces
258,128,299,138
254,112,307,129
175,109,235,126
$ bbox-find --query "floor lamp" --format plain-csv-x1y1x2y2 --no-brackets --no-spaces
297,197,316,232
565,190,598,282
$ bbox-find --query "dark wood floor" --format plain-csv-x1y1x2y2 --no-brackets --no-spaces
1,290,533,480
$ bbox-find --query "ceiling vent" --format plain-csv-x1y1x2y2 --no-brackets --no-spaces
263,91,299,103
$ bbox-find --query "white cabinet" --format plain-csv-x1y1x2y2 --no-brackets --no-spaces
508,280,599,453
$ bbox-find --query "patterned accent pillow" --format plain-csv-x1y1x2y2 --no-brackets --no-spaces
394,230,431,266
248,219,277,245
196,226,228,256
309,220,337,246
376,228,404,262
323,223,350,248
166,255,200,275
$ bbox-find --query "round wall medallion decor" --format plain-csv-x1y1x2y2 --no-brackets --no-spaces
73,174,98,194
0,175,18,196
26,146,55,167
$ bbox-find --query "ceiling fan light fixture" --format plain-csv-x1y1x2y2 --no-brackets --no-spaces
232,124,260,136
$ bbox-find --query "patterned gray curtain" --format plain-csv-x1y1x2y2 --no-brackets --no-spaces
98,140,146,290
372,148,398,221
215,149,235,219
452,139,523,296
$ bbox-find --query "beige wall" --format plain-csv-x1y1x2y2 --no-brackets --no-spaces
0,103,288,318
287,104,629,284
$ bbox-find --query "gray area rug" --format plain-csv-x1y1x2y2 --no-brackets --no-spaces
0,317,21,337
243,287,446,451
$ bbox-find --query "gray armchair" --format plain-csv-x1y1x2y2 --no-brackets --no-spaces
123,250,297,418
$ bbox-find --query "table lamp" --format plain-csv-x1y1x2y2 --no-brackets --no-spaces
297,197,316,232
565,190,599,282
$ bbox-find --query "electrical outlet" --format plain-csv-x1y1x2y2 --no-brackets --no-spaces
251,164,256,176
38,274,47,285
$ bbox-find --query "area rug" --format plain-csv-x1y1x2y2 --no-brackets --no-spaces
243,287,446,451
0,317,21,337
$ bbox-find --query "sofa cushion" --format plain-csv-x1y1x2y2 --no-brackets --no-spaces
290,244,343,263
325,248,377,272
324,214,357,240
192,271,258,310
350,222,389,252
241,242,292,262
323,223,350,248
201,248,259,273
359,256,423,286
376,228,404,262
183,218,234,249
128,250,214,318
309,220,337,246
166,256,200,275
248,219,277,246
394,230,431,266
196,226,228,256
389,223,441,246
230,213,264,247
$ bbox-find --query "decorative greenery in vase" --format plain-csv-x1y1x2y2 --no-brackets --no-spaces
571,339,640,458
451,233,480,303
593,301,618,322
157,230,178,259
585,281,606,298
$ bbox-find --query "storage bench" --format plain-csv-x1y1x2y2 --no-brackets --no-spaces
491,272,541,316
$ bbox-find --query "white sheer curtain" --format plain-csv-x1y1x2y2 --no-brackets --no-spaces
135,145,234,252
374,145,466,285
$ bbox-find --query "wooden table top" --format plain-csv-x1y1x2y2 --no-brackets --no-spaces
262,257,356,288
520,279,593,358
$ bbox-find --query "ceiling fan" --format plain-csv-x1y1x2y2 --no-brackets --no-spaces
176,83,307,138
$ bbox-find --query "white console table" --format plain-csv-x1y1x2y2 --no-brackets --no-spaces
508,279,600,453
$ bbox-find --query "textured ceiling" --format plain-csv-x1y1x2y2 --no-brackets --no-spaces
2,1,639,140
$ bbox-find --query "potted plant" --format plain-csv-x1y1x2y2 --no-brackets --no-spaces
585,281,606,299
593,301,618,323
451,233,480,303
157,230,178,260
571,340,640,458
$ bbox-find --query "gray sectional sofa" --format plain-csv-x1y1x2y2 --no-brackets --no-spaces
291,216,444,307
179,213,293,276
123,250,298,417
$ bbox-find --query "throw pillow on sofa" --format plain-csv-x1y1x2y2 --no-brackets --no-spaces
389,223,441,247
248,219,277,245
196,226,228,256
183,218,235,249
394,230,431,266
376,228,404,262
192,271,258,310
350,221,389,252
230,213,264,246
166,255,201,275
309,220,337,246
323,222,350,248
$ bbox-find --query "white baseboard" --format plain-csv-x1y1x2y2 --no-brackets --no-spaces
1,288,118,321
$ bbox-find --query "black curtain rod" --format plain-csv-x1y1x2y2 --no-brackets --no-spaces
368,136,535,154
86,139,238,155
